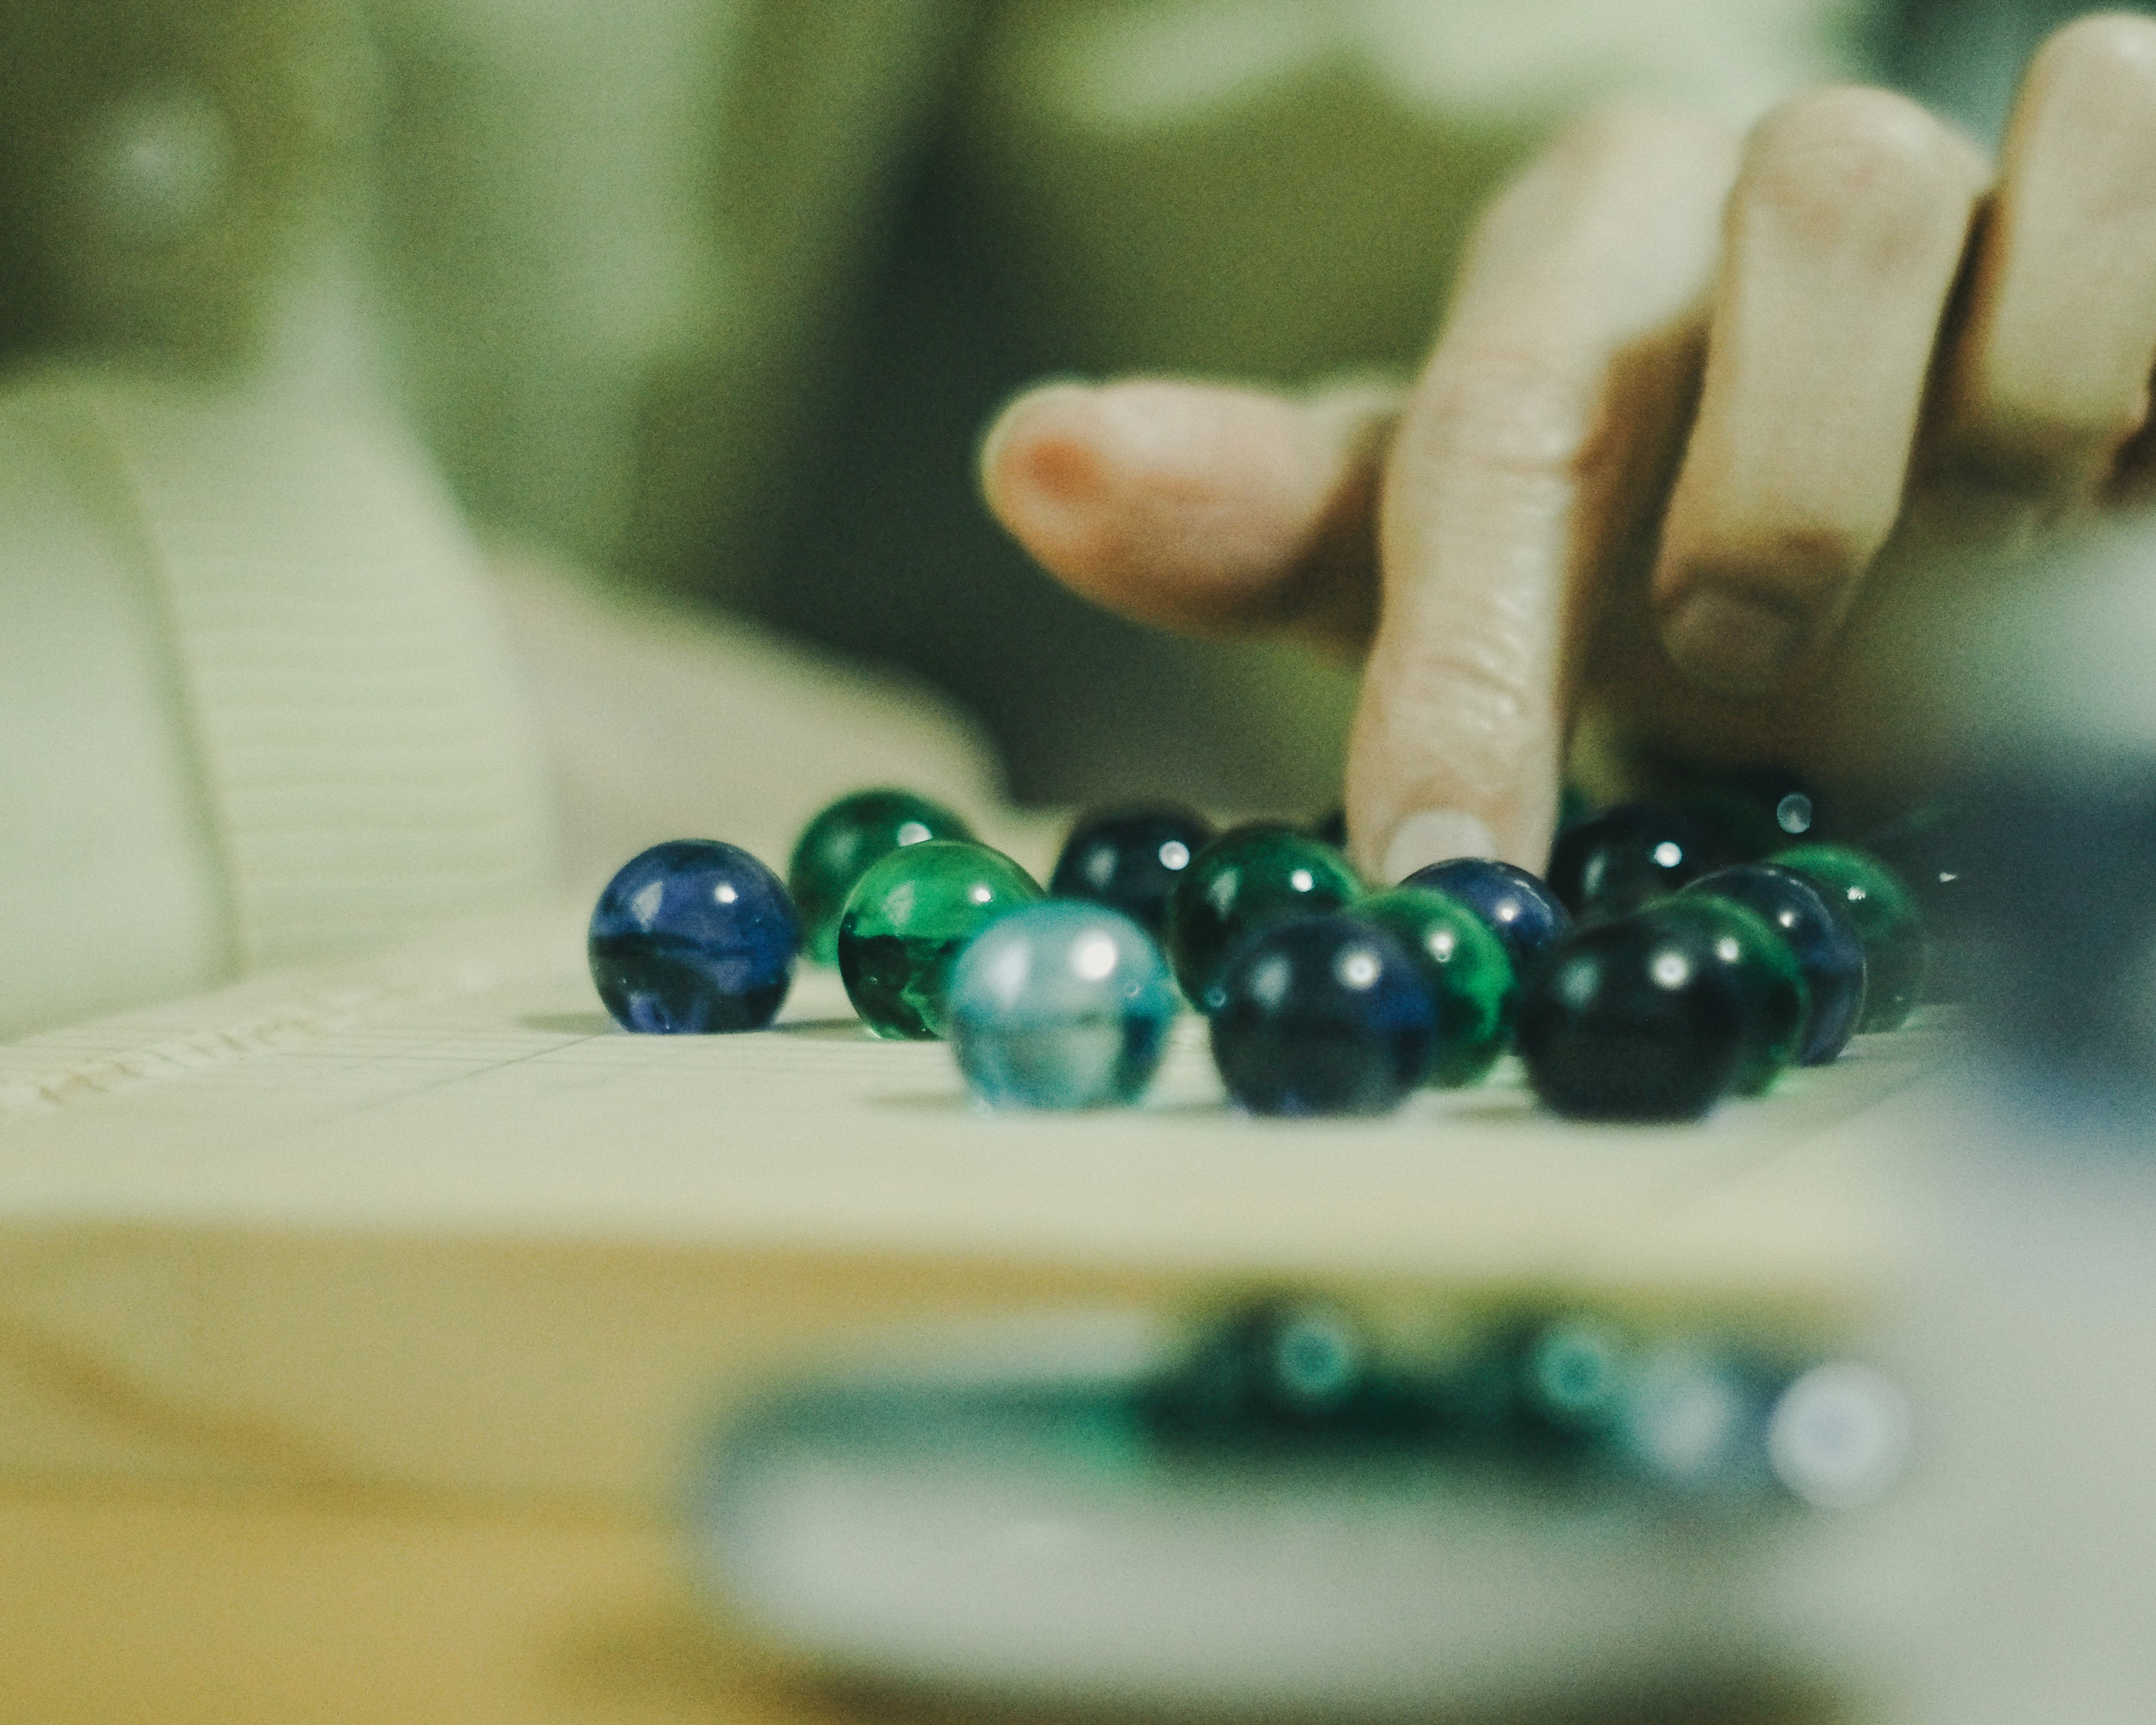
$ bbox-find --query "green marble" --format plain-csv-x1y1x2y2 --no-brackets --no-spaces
1772,842,1926,1033
1656,896,1808,1095
1166,825,1363,1008
1356,886,1515,1088
837,839,1042,1039
789,790,972,965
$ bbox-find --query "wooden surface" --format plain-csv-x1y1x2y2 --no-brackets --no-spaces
0,1479,1831,1725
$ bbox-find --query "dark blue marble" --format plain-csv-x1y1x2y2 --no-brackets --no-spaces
1514,910,1747,1120
589,841,799,1033
1546,803,1722,921
1400,857,1573,976
945,902,1178,1108
1208,915,1437,1116
1048,805,1217,941
1682,862,1866,1066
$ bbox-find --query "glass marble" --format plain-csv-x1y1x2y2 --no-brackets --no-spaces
1652,896,1808,1096
945,903,1178,1108
1683,862,1866,1065
588,839,799,1033
788,789,972,966
1400,857,1572,979
837,839,1043,1040
1208,915,1437,1116
1546,803,1722,921
1514,909,1748,1120
1772,843,1926,1032
1355,886,1516,1087
1166,824,1363,1008
1048,805,1216,941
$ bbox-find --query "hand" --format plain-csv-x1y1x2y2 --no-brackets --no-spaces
979,15,2156,880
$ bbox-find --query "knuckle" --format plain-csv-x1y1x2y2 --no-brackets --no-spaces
1743,88,1979,245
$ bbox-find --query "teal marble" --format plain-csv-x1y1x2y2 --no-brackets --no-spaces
946,902,1178,1108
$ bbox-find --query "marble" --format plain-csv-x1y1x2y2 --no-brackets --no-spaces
1207,915,1436,1116
1513,909,1747,1120
1653,896,1808,1095
1048,805,1216,941
1166,824,1363,1007
837,839,1042,1039
588,839,798,1032
1355,886,1515,1088
1683,862,1866,1065
1546,803,1721,921
1772,843,1926,1032
945,902,1178,1108
788,788,972,966
1400,857,1572,979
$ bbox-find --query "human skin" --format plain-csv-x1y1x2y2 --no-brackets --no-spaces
980,14,2156,881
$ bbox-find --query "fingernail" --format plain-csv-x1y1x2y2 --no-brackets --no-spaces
977,381,1097,506
1381,809,1499,883
1663,587,1803,695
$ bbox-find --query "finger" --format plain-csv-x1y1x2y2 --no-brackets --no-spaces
1652,89,1987,696
1942,13,2156,500
978,375,1398,652
1350,107,1738,881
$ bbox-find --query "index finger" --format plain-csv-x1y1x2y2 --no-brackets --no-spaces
1348,108,1738,880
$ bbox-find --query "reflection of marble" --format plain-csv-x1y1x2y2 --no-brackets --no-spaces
947,902,1177,1110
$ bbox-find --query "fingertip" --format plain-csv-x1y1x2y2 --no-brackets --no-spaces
980,381,1133,578
1376,809,1502,883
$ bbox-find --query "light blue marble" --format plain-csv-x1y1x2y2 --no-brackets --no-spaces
946,902,1178,1108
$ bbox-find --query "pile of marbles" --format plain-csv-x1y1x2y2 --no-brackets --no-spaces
587,779,1947,1121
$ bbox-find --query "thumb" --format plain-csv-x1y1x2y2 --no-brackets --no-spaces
1349,108,1739,880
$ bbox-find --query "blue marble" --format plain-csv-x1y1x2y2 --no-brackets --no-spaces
589,841,799,1033
945,902,1179,1108
1682,862,1866,1065
1400,857,1573,976
1208,915,1437,1116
